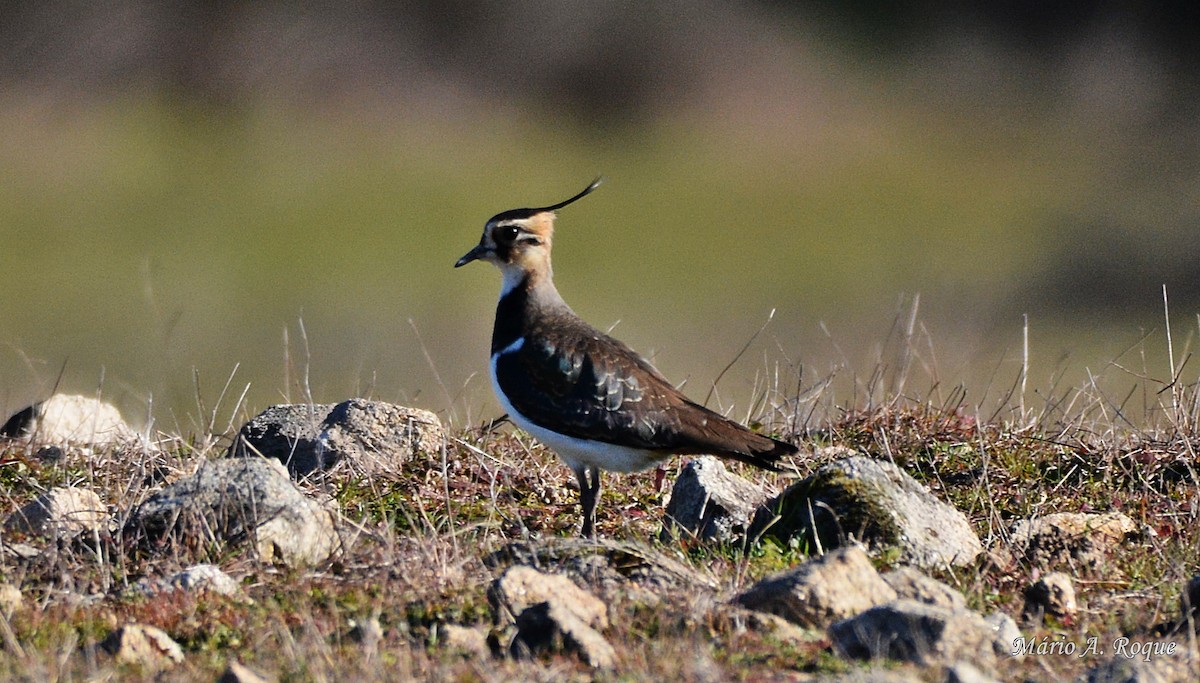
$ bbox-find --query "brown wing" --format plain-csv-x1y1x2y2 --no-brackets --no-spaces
494,319,794,469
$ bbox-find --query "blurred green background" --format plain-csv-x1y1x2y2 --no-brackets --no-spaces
2,2,1200,433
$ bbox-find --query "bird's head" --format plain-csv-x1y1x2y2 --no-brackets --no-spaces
455,179,602,282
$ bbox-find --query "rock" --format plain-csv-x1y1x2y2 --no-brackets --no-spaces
735,545,897,628
228,403,332,476
318,399,444,474
137,564,245,599
437,623,491,658
489,565,607,629
1,394,136,448
489,565,613,668
229,399,444,478
485,538,717,607
218,660,274,683
4,486,106,537
101,623,184,671
511,600,616,669
1008,511,1137,572
661,456,772,543
0,583,22,617
946,661,1001,683
750,456,982,569
881,567,966,610
982,611,1022,655
829,600,999,671
128,457,339,567
1023,571,1077,623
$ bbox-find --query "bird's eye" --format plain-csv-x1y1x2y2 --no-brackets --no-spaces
499,225,520,241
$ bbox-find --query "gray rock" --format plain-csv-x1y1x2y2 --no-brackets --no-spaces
735,545,897,628
228,403,332,476
489,565,608,629
217,660,273,683
983,611,1022,655
946,661,1000,683
489,565,614,669
662,456,772,543
1009,512,1137,573
128,457,339,567
829,599,999,671
512,600,616,669
750,456,982,569
229,399,444,478
5,486,106,537
1,394,138,448
485,538,718,607
137,564,245,600
101,623,184,671
1023,571,1077,623
882,566,966,610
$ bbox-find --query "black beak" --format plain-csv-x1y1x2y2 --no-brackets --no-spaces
455,244,489,268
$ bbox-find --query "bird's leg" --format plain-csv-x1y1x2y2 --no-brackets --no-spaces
575,465,601,538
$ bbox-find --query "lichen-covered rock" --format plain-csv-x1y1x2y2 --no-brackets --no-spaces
829,600,1001,671
882,566,966,610
735,545,897,628
4,486,106,537
662,456,772,543
1,394,137,448
750,456,982,568
485,538,717,608
128,457,339,567
1008,512,1138,572
229,399,444,478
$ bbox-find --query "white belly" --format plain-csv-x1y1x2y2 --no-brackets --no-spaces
490,345,660,474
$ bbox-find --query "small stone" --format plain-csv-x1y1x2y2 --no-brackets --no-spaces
217,660,273,683
829,600,999,671
512,601,616,669
881,567,966,610
101,623,184,671
5,486,106,537
438,623,490,658
1023,571,1077,623
489,565,607,629
1008,512,1137,572
946,661,1001,683
735,545,897,628
983,612,1022,655
661,456,771,543
1,394,136,448
750,456,982,568
0,583,22,618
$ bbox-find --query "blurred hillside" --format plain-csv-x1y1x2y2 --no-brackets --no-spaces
2,2,1200,431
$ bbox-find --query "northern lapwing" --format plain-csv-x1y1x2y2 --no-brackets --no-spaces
455,179,796,537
